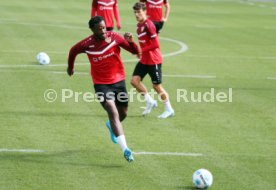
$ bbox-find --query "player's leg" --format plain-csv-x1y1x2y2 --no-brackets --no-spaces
130,62,148,93
94,84,118,144
102,100,124,137
131,62,157,115
102,99,134,162
113,80,134,162
106,27,114,31
153,21,164,34
114,80,129,122
149,64,174,118
117,105,128,121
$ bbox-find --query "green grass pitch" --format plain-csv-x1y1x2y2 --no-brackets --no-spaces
0,0,275,189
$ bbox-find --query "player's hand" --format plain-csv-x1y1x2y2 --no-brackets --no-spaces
137,51,142,59
117,25,121,30
67,68,74,76
124,32,134,43
162,17,168,22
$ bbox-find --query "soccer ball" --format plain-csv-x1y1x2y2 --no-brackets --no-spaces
192,169,213,189
36,52,50,65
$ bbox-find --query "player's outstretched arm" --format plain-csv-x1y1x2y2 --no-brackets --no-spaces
67,40,86,77
67,67,74,76
119,33,140,55
124,32,134,43
91,0,97,17
114,1,121,30
162,2,170,22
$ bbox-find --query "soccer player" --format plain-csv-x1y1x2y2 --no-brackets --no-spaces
67,16,140,162
91,0,121,31
130,2,174,119
140,0,170,33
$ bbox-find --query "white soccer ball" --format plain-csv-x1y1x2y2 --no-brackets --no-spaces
36,52,50,65
192,169,213,189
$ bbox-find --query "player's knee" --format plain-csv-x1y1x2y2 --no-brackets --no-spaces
152,84,161,91
130,77,139,87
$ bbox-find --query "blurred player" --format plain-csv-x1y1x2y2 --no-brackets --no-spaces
67,16,139,162
131,2,174,118
140,0,170,33
91,0,121,31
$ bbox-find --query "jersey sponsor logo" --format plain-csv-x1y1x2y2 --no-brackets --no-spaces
92,51,115,62
146,0,164,5
86,41,116,55
149,4,162,9
89,45,95,48
99,6,113,10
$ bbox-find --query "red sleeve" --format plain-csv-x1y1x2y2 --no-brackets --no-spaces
68,40,87,70
91,0,97,17
142,21,159,52
115,34,139,54
113,0,121,28
141,38,159,53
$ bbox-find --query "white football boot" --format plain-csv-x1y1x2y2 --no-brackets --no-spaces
142,100,158,116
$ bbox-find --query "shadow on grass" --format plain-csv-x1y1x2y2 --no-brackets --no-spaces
0,149,123,169
176,186,198,190
0,110,105,118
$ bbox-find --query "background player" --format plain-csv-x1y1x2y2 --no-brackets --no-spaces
130,2,174,119
91,0,121,31
67,16,139,162
140,0,170,33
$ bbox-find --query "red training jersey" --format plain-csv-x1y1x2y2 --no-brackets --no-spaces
140,0,168,22
68,31,139,84
91,0,121,28
137,19,162,65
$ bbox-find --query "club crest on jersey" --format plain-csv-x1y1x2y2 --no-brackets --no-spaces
105,37,112,43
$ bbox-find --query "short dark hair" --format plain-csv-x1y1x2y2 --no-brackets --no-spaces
89,16,104,29
133,2,146,11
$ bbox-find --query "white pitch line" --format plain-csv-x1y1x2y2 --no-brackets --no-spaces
0,20,188,59
163,74,216,79
0,18,17,21
0,70,217,79
259,4,267,8
0,62,89,68
134,152,203,156
0,149,45,153
49,71,217,79
185,55,276,60
0,50,66,54
267,77,276,80
51,71,89,75
159,36,188,57
0,21,86,30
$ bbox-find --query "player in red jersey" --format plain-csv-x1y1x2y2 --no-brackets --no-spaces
140,0,170,33
91,0,121,31
67,16,140,162
130,2,174,119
